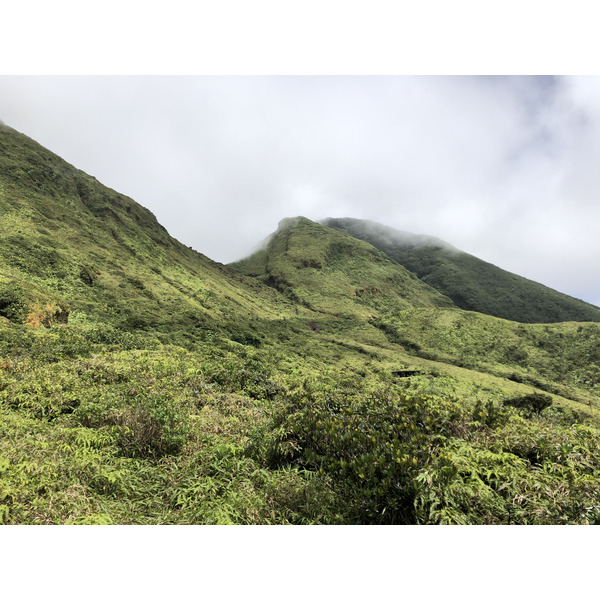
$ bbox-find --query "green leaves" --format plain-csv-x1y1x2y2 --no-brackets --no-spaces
504,392,553,417
248,385,463,524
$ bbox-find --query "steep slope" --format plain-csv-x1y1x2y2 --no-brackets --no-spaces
0,122,290,339
322,217,600,324
230,216,455,319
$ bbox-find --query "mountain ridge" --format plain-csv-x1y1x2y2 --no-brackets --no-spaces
230,216,455,318
321,216,600,323
0,121,295,338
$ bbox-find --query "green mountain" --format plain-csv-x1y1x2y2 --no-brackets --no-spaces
0,121,292,343
233,215,600,410
321,217,600,323
3,122,600,526
231,215,454,315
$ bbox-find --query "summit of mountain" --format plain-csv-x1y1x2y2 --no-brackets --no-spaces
321,217,600,324
230,216,455,320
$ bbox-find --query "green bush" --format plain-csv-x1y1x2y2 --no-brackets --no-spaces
472,399,509,429
248,387,465,524
504,392,553,417
75,391,191,459
0,285,28,323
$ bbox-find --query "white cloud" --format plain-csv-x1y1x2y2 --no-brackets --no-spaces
1,75,600,305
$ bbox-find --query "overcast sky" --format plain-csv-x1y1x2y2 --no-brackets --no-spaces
1,75,600,306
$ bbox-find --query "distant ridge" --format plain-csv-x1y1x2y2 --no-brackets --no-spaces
322,217,600,324
230,216,454,320
321,217,457,251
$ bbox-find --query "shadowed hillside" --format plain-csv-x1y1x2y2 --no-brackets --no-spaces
322,217,600,323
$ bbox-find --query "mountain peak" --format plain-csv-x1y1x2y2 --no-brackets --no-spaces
277,216,313,231
322,216,600,323
231,216,454,318
320,217,458,251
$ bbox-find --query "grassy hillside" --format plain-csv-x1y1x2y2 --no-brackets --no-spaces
372,308,600,406
322,217,600,323
4,320,600,525
3,123,600,525
0,121,292,342
231,216,454,315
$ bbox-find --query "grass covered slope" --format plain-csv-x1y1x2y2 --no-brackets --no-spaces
3,321,600,525
231,216,454,318
372,307,600,407
0,122,290,339
4,123,600,524
322,217,600,324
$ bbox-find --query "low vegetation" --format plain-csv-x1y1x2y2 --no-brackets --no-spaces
2,122,600,524
323,217,600,323
3,320,600,524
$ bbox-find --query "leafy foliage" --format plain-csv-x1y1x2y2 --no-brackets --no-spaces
3,122,600,525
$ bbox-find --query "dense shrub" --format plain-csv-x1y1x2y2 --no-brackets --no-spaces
74,390,190,459
472,399,509,429
0,285,28,323
248,386,465,524
504,392,553,417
